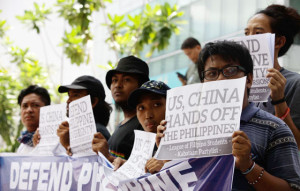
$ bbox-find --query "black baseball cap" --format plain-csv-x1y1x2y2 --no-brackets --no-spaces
128,80,170,108
105,55,150,89
58,75,106,100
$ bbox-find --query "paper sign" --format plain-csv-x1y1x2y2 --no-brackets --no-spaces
33,103,66,155
155,77,246,160
114,130,156,180
69,95,97,155
229,33,275,102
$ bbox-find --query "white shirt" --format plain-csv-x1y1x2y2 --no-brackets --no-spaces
17,143,34,154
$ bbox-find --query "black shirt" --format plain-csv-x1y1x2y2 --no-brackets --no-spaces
108,116,143,159
96,122,111,141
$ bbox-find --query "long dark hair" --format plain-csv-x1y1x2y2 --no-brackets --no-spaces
256,4,300,57
92,98,112,126
88,90,112,126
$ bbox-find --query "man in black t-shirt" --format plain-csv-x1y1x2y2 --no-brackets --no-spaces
92,55,149,162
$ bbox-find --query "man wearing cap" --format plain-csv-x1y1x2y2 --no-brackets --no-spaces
112,80,170,173
92,55,149,161
53,75,112,153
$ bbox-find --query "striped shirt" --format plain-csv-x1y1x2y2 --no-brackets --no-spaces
232,103,300,191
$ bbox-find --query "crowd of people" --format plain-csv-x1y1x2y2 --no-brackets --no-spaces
13,4,300,191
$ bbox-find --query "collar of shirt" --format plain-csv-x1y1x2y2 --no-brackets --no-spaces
241,102,259,122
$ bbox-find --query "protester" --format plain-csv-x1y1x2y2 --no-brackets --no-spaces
53,75,112,154
157,41,300,190
92,55,149,162
245,4,300,148
178,37,201,85
17,85,51,154
112,80,170,173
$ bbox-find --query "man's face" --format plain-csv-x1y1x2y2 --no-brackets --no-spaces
183,45,201,63
203,55,253,109
203,55,246,82
20,93,46,132
66,89,89,116
136,93,166,133
244,13,272,36
110,73,140,105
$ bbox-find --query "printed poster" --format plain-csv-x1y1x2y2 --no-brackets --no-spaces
229,33,275,102
155,77,246,160
114,130,156,180
69,95,97,155
33,103,66,155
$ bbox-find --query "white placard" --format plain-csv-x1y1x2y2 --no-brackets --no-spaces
229,33,275,102
155,77,246,160
33,103,66,155
69,95,97,155
113,130,156,180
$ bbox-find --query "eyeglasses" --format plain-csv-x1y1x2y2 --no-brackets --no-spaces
201,65,246,81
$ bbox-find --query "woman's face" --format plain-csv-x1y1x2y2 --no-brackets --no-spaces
244,13,273,36
20,93,46,132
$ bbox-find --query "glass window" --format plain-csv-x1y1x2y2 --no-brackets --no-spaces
203,0,222,40
220,0,239,34
290,0,300,44
146,0,300,82
189,1,206,41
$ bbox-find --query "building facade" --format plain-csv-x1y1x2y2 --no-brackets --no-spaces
131,0,300,87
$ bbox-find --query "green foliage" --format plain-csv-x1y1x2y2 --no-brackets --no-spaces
16,2,52,34
61,26,86,65
0,1,184,151
15,1,184,67
15,0,111,65
57,0,111,65
0,11,9,38
105,2,184,66
0,20,8,38
0,47,48,152
0,68,19,147
0,17,48,152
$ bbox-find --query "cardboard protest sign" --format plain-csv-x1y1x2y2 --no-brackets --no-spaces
155,77,246,160
33,103,66,155
0,153,234,191
229,33,275,102
69,95,97,155
114,130,156,180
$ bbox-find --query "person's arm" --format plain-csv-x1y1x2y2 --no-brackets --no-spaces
112,157,127,170
145,157,169,174
156,120,167,147
92,132,115,162
57,121,73,156
57,121,70,150
232,131,294,191
32,128,40,146
267,68,300,148
274,102,300,148
177,72,187,86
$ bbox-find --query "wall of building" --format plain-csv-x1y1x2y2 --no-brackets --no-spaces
141,0,299,88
